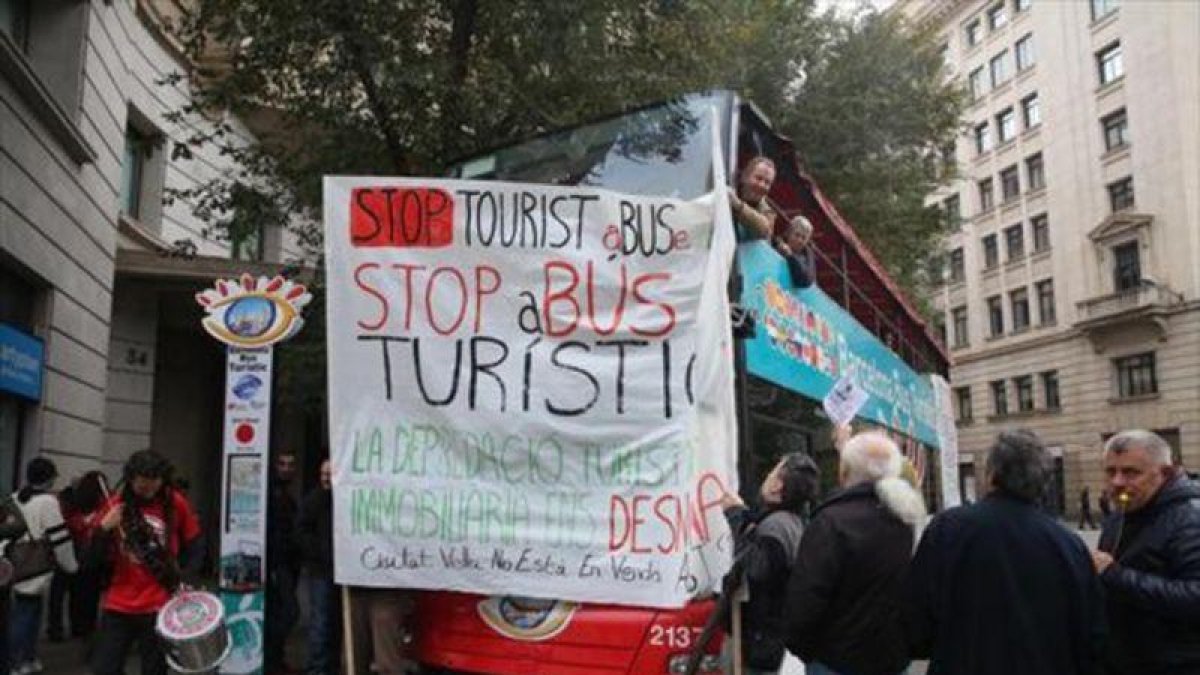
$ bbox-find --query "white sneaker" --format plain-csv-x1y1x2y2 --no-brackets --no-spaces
28,658,44,673
12,662,33,675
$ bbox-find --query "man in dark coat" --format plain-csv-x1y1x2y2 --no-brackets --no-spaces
299,459,339,675
906,429,1106,675
783,431,926,675
1093,429,1200,675
266,451,300,673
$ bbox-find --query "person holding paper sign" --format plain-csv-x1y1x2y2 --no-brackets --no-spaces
783,432,925,675
721,453,821,674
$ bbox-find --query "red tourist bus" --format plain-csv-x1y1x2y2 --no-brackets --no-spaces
412,91,949,674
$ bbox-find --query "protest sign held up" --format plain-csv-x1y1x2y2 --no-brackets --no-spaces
324,176,738,608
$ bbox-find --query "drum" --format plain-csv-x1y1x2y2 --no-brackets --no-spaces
156,590,231,673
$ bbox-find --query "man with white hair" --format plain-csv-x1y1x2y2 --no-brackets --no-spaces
783,431,925,675
1094,429,1200,675
772,215,815,289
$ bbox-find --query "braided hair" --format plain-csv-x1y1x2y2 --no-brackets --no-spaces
119,450,181,592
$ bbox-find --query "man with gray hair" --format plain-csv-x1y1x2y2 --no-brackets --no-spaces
783,431,925,675
906,430,1105,675
1094,429,1200,674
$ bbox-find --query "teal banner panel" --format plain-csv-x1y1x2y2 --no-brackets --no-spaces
739,241,940,448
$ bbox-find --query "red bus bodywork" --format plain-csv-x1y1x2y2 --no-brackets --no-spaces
416,592,724,674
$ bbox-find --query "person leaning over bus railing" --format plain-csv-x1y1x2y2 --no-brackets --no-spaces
720,453,821,675
729,156,777,240
773,215,815,289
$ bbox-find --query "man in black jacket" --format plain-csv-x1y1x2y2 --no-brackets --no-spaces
299,459,338,675
266,451,300,674
1093,429,1200,675
906,430,1106,675
783,431,926,675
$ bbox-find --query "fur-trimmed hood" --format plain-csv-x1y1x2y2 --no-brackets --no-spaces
874,476,928,526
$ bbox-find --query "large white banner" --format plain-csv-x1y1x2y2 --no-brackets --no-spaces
324,175,738,608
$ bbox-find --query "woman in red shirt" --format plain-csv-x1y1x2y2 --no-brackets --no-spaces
87,450,204,675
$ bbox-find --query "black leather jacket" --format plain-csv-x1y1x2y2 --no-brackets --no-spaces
1098,474,1200,674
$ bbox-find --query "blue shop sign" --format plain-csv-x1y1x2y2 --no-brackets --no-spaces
0,323,44,401
739,242,940,448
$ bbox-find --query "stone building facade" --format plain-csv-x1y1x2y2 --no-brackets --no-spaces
2,0,311,529
894,0,1200,512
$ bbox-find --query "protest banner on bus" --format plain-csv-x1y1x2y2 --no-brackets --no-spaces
323,175,737,608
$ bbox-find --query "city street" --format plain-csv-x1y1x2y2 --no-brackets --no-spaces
5,0,1196,673
37,527,1103,675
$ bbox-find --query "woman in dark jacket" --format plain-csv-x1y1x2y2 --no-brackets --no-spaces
722,452,820,674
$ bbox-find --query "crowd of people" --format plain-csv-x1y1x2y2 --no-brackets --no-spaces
722,426,1200,675
0,449,343,675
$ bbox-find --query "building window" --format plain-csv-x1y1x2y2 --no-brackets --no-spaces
1115,352,1157,398
1036,278,1056,324
1015,34,1035,71
966,18,983,46
1108,176,1134,212
944,194,962,229
990,51,1010,87
1097,42,1123,85
1032,213,1050,251
979,178,995,212
1112,241,1141,292
1042,370,1060,409
988,3,1008,29
969,67,986,100
1026,153,1045,191
987,295,1004,336
982,233,999,269
1014,0,1030,13
1021,93,1041,128
0,0,31,49
952,306,969,347
996,108,1016,143
1010,287,1030,331
1004,223,1024,260
1091,0,1118,21
955,386,973,422
949,247,965,283
991,380,1008,416
974,122,993,154
1102,108,1129,151
120,126,152,219
1000,165,1020,202
1015,375,1034,411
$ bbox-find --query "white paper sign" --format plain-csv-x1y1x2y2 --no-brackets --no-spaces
822,375,869,426
930,374,962,509
323,172,739,608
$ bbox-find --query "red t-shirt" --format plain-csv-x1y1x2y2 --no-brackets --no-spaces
99,490,202,614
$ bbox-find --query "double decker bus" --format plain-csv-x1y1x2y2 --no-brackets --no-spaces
413,90,949,675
